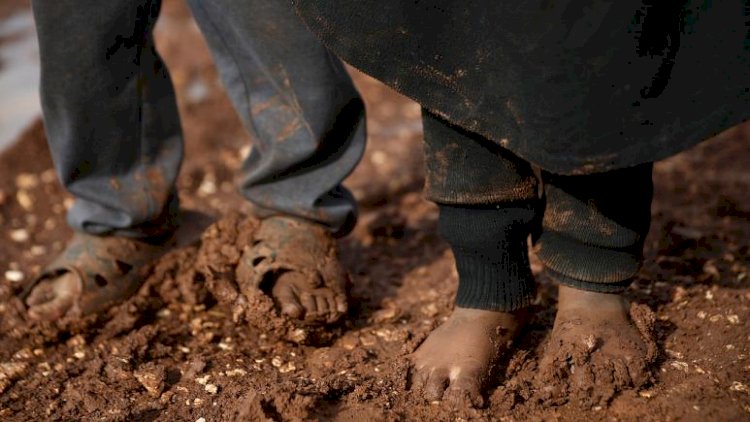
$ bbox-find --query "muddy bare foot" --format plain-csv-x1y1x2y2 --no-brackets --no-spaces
537,285,657,406
409,307,525,407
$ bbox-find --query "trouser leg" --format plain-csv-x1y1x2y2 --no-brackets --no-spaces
422,110,540,311
534,164,654,292
186,0,366,236
31,0,183,239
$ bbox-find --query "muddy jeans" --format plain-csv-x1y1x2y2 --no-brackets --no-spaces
31,0,365,239
423,111,653,311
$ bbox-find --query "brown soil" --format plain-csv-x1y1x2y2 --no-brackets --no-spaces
0,0,28,21
1,1,748,420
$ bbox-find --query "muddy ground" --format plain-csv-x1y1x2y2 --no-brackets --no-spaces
0,1,748,421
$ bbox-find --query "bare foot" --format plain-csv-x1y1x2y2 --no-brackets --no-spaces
409,307,525,407
25,272,80,321
538,285,656,406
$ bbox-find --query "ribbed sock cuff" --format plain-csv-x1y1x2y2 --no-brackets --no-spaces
438,203,537,312
543,267,633,293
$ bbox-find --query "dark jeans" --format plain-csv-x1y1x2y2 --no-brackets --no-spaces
31,0,365,239
423,111,653,311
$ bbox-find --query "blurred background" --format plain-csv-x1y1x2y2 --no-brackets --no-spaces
0,0,39,151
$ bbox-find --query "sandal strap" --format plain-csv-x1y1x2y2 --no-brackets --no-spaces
236,217,347,293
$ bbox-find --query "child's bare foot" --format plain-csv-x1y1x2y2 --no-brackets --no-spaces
538,285,656,406
409,307,525,407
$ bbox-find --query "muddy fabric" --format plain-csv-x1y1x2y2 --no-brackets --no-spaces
32,0,364,239
535,164,654,292
295,1,750,174
424,110,539,310
423,112,652,307
422,110,539,205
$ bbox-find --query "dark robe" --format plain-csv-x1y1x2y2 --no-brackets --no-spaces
294,1,750,174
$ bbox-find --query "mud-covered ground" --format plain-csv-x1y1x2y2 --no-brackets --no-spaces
0,1,748,420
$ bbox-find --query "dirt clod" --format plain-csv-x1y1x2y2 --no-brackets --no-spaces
134,363,166,397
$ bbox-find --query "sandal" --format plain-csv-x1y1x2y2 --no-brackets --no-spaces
20,232,173,318
235,216,349,319
193,214,348,342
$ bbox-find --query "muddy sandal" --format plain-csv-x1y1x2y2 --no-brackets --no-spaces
235,216,350,323
20,232,173,318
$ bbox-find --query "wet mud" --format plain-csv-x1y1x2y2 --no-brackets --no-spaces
0,1,748,420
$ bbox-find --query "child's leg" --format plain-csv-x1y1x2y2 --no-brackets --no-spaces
33,0,182,238
25,0,182,320
411,111,539,406
186,0,365,323
26,0,363,323
534,165,655,401
187,0,365,236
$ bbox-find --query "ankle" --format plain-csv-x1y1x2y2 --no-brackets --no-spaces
452,306,530,329
557,285,629,315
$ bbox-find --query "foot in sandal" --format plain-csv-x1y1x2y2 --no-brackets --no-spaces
22,233,173,321
202,215,350,326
